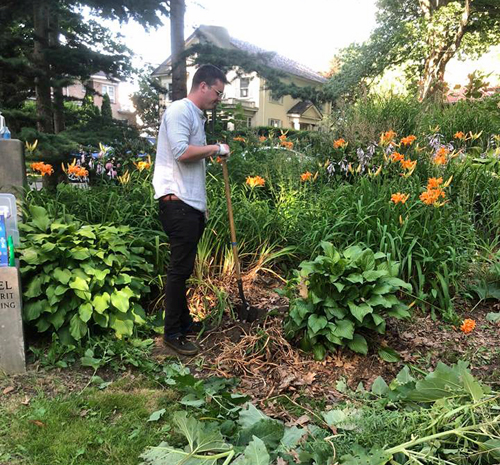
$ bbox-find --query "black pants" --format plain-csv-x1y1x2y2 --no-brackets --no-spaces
158,199,205,338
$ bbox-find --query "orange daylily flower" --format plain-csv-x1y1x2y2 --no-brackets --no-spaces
300,171,313,182
400,158,417,170
400,135,417,146
420,188,445,205
281,140,294,150
427,177,443,190
391,152,405,162
279,134,287,142
246,175,265,187
434,147,449,165
233,136,246,142
460,319,476,333
380,130,397,145
333,138,347,149
391,193,409,204
454,131,465,140
67,165,89,178
259,136,267,142
31,162,54,176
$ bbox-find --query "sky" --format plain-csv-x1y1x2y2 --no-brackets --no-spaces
114,0,379,73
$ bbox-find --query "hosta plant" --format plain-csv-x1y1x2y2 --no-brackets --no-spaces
284,242,411,359
19,205,153,344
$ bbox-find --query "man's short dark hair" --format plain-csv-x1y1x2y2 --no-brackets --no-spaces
192,64,228,89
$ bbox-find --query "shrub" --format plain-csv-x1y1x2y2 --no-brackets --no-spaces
284,242,411,359
19,205,153,344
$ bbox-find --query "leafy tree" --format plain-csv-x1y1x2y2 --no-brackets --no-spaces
0,0,169,134
101,93,113,120
131,67,166,135
326,0,500,101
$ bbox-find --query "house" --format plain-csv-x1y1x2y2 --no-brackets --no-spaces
152,25,330,130
62,72,136,125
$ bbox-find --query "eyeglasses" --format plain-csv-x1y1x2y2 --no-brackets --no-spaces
210,86,225,99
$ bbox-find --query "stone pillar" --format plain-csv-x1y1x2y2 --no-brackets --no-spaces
0,140,27,194
0,266,26,374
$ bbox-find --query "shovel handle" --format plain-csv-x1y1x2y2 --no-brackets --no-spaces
220,158,242,282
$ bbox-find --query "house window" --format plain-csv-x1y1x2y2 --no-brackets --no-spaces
269,90,283,104
102,85,116,103
268,119,282,128
240,77,250,98
167,83,173,101
246,117,252,127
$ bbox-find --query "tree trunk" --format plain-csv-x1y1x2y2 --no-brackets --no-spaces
49,9,65,133
170,0,187,101
418,0,470,101
33,0,53,133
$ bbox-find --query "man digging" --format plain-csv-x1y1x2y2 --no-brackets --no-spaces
153,64,229,356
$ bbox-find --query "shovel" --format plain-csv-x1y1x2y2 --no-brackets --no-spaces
220,158,258,323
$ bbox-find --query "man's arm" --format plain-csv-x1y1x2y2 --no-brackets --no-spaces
177,144,219,162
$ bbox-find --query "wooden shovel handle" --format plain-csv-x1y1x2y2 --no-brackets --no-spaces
220,158,242,281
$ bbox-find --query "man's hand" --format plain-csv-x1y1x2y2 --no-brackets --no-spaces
216,143,230,158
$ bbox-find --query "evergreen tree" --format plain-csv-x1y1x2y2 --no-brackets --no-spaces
101,93,113,120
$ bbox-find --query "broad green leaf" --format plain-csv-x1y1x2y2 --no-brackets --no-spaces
147,408,166,422
346,273,363,284
396,366,414,385
482,439,500,461
110,289,131,313
76,226,96,239
23,299,47,321
357,249,375,271
343,245,363,261
383,277,412,292
280,426,306,450
347,334,368,355
69,277,89,292
79,302,93,323
41,242,56,253
313,343,327,360
333,319,355,340
109,315,133,338
372,376,389,396
234,436,270,465
53,268,72,285
486,312,500,323
378,347,400,363
347,302,373,322
71,248,91,260
238,403,271,429
30,205,51,231
362,270,387,282
237,419,284,450
93,293,111,314
93,312,109,328
25,275,44,298
21,247,42,265
459,364,484,402
47,308,66,330
308,314,328,334
180,394,205,407
69,314,87,340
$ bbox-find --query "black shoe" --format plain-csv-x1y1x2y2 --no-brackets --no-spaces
163,336,199,355
183,321,215,336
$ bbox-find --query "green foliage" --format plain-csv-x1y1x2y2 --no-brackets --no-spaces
19,205,153,343
284,243,411,358
100,93,113,120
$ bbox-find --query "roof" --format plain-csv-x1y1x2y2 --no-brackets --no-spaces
287,100,314,115
152,25,326,84
91,71,120,83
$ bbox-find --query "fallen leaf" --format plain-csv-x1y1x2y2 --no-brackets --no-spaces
286,414,310,427
21,396,31,405
276,458,288,465
79,409,89,417
2,386,15,395
300,372,316,385
29,420,45,428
